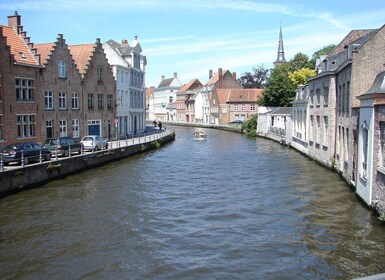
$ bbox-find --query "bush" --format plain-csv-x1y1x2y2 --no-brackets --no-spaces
242,115,258,137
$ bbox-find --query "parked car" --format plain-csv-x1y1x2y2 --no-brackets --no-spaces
44,137,82,157
229,120,243,125
80,135,108,151
0,142,51,165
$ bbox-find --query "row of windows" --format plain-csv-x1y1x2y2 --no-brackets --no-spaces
309,115,329,146
116,69,144,88
45,91,113,110
58,60,104,83
309,87,329,107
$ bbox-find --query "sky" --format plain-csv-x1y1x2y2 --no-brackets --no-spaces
0,0,384,87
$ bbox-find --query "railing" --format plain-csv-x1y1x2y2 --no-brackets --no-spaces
0,128,173,172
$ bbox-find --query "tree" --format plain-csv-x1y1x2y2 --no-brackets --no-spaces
308,44,336,68
288,53,310,72
238,65,269,89
288,68,316,87
257,63,296,107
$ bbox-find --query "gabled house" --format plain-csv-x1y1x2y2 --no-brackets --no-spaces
0,12,43,144
176,78,202,123
35,34,83,140
215,88,262,125
194,68,241,124
291,84,310,154
68,40,116,139
103,37,147,137
152,73,182,121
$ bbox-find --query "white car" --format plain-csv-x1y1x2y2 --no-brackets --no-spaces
80,135,108,151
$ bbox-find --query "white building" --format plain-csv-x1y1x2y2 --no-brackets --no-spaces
152,73,182,121
103,37,147,137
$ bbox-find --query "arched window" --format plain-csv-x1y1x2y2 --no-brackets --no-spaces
361,122,368,180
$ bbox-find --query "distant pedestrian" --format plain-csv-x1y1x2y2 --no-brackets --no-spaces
153,120,157,127
158,121,162,131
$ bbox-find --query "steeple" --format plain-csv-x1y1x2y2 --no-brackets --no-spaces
274,25,286,67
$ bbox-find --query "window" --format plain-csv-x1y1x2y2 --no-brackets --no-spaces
98,94,103,109
309,115,314,141
72,119,79,138
97,67,103,82
16,78,34,101
59,92,67,109
88,93,93,109
17,115,35,138
381,122,385,167
316,116,320,143
221,105,227,113
361,126,368,179
234,104,238,111
59,120,67,137
251,104,256,111
46,120,53,138
58,60,66,78
72,92,79,109
324,87,329,106
107,94,112,109
323,116,328,145
169,96,173,103
45,91,53,109
316,89,320,106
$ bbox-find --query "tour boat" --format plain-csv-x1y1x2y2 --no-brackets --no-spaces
193,131,207,141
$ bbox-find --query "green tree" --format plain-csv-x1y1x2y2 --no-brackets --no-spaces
238,65,269,89
288,68,316,87
241,114,258,137
308,44,336,68
288,53,310,72
257,63,296,107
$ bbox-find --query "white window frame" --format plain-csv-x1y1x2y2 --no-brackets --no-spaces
60,119,67,137
58,60,66,78
15,78,34,101
59,91,67,109
45,90,53,109
17,114,35,138
72,92,79,109
72,119,79,138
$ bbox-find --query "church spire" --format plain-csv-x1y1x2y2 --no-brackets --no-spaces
274,25,286,67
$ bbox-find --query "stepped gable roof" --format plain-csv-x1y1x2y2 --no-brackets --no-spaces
1,25,39,65
330,29,376,56
34,42,55,64
68,44,95,77
216,88,263,104
178,78,202,93
206,69,230,85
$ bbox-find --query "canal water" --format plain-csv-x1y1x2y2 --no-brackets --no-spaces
1,126,385,279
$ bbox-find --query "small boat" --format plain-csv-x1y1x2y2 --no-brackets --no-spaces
193,131,207,141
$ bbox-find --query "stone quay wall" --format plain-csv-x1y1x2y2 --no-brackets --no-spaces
0,130,175,197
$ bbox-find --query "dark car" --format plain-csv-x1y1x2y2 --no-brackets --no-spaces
44,137,82,157
229,120,243,125
1,142,51,165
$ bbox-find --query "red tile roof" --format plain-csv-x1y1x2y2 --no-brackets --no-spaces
0,25,39,66
216,88,263,105
34,43,55,64
331,29,375,55
68,44,95,76
178,78,202,92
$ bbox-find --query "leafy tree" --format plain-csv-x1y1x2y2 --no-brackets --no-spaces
238,65,269,89
241,114,258,137
308,44,336,68
288,68,316,87
288,53,310,72
257,63,296,107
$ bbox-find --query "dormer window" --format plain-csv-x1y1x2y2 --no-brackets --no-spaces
58,60,66,78
19,52,26,60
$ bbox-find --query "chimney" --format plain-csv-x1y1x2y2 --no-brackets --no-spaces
161,75,165,81
134,35,138,40
121,39,128,45
209,69,213,79
218,68,223,77
8,11,21,34
96,38,101,45
174,72,177,78
233,72,236,79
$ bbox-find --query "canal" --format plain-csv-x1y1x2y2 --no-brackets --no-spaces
0,125,384,279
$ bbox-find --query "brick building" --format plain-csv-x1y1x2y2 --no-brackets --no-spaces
0,12,43,145
176,78,202,123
